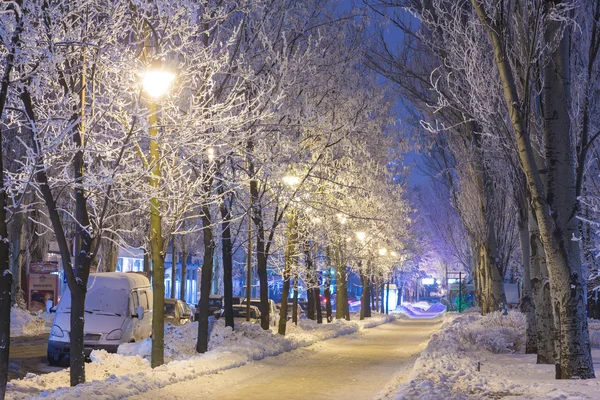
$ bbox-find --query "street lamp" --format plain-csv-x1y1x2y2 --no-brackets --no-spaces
142,66,175,98
355,231,366,242
336,213,347,224
378,248,387,256
282,175,301,187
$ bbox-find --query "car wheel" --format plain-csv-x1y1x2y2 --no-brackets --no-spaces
47,351,62,367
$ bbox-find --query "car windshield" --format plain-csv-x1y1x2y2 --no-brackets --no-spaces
208,299,222,307
57,279,128,316
164,303,176,315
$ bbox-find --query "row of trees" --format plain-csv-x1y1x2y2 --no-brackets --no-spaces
367,0,600,380
0,0,414,396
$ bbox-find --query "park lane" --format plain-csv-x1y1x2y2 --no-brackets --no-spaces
128,318,442,400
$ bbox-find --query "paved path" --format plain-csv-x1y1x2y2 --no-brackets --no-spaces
129,318,442,400
9,333,63,380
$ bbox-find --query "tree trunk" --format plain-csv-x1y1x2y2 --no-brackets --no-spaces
530,208,555,364
360,268,367,320
292,278,299,325
335,246,343,320
472,0,594,377
171,241,177,299
180,247,187,303
197,199,214,353
147,100,166,368
219,194,234,329
324,274,332,323
304,242,316,321
278,213,297,335
0,12,23,395
0,106,12,400
100,230,118,272
519,205,537,354
542,9,593,379
9,210,24,307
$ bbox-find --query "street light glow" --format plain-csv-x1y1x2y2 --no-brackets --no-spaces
390,251,398,258
336,213,347,224
282,175,301,187
142,69,175,98
379,248,387,256
207,147,215,161
355,231,366,241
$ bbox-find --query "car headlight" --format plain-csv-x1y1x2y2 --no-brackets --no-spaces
50,325,64,338
106,329,122,341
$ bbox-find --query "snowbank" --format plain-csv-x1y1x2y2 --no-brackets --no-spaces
394,311,600,399
10,306,51,337
7,313,396,399
398,301,446,318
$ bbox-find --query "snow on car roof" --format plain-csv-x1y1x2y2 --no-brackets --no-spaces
86,272,150,291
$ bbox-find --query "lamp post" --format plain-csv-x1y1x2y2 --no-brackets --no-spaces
141,62,174,368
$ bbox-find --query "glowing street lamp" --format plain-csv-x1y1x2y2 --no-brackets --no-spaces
390,251,398,258
207,147,215,162
336,213,347,224
378,248,387,256
355,231,366,242
282,175,301,187
142,66,175,98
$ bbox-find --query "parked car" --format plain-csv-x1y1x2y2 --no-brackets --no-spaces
48,272,153,366
164,298,191,326
194,294,223,321
242,298,278,326
276,302,304,321
297,301,308,316
184,303,195,322
223,304,261,324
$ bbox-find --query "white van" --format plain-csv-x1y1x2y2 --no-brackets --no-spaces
47,272,153,365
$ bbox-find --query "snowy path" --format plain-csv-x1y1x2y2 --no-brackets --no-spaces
128,319,442,400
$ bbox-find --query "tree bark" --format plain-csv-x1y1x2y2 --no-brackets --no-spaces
147,100,166,368
530,210,555,364
180,244,187,303
171,241,177,299
519,203,537,354
100,230,118,272
278,212,297,335
360,267,367,320
219,191,234,329
197,194,215,353
472,0,594,378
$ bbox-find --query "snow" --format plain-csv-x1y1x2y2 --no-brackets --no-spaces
393,309,600,399
7,313,396,399
398,301,447,318
10,306,51,337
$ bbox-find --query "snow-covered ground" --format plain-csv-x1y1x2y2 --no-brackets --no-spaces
7,312,398,400
10,306,52,337
394,309,600,399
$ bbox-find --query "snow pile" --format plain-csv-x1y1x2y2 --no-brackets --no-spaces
10,306,50,337
394,312,529,399
587,319,600,347
7,313,395,400
398,301,446,318
395,311,600,400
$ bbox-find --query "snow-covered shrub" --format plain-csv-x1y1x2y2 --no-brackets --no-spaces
460,311,526,353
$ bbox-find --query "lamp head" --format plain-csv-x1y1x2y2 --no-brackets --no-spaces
142,61,174,98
